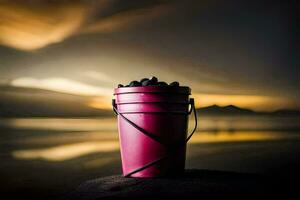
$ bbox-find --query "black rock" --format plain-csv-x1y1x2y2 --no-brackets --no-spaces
157,81,168,86
140,78,149,82
148,76,158,85
117,84,124,88
129,81,141,87
124,77,180,87
141,80,151,86
140,78,149,86
170,81,179,87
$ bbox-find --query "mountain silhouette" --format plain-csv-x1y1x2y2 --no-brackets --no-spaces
197,105,300,116
197,104,255,115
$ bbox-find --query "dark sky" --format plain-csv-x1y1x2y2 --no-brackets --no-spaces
0,0,298,110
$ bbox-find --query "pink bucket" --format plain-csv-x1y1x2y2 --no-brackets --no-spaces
113,86,197,178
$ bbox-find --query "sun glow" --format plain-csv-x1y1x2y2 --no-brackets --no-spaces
11,77,112,96
88,97,113,110
87,92,287,111
9,77,291,111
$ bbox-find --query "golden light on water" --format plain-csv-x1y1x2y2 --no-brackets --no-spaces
12,141,119,161
190,131,300,144
5,118,117,131
11,131,300,162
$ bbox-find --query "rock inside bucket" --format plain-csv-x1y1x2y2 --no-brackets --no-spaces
117,76,180,87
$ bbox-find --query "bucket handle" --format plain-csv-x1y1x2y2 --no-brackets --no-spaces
112,98,198,177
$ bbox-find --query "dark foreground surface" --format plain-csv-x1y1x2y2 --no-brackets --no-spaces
61,169,297,199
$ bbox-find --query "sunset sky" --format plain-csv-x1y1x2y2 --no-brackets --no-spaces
0,0,298,111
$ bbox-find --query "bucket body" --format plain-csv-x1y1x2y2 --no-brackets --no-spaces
114,86,191,178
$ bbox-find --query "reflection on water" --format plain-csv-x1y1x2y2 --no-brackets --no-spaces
199,115,300,131
2,116,300,163
1,116,300,199
2,115,300,132
11,131,300,162
12,141,119,161
1,118,117,131
191,131,300,144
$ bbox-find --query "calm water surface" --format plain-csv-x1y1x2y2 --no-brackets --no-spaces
1,116,300,199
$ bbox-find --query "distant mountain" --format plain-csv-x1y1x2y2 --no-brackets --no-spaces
197,104,255,115
197,105,300,116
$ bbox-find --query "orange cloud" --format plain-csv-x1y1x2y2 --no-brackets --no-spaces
0,2,88,50
0,1,175,51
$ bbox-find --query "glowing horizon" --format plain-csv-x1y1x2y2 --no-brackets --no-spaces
7,76,293,111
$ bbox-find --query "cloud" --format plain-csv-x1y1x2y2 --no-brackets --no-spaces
0,1,88,50
0,0,175,51
83,70,114,83
11,77,112,96
81,3,176,34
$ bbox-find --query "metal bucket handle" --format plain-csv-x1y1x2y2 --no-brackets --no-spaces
112,98,198,177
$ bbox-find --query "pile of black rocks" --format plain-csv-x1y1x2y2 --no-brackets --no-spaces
118,76,179,88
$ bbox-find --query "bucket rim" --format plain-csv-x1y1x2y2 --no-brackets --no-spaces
114,86,191,95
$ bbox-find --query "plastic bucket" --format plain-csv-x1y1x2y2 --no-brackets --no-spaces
113,86,197,178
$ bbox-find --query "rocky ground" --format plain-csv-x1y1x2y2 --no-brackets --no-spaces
61,169,296,199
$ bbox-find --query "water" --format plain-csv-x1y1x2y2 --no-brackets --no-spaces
1,116,300,199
